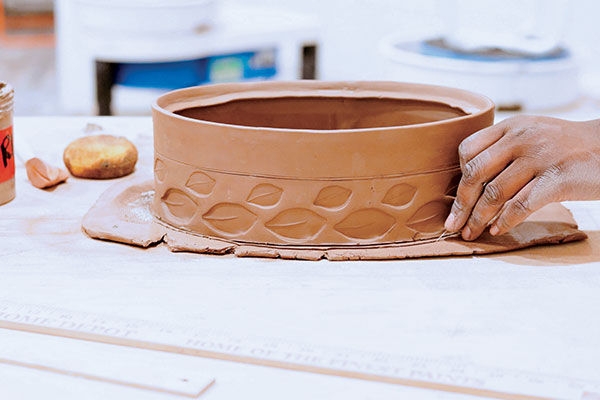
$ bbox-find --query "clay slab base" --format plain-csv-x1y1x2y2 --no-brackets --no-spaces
82,179,588,261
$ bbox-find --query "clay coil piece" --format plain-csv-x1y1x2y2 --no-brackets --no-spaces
151,81,495,246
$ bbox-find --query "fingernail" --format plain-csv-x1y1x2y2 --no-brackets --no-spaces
444,214,455,231
462,226,472,241
489,225,499,236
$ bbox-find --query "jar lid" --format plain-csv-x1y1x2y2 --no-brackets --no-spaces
0,82,14,111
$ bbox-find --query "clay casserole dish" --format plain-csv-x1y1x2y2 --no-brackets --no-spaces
152,81,494,246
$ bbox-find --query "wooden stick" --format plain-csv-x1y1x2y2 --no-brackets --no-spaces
0,355,215,398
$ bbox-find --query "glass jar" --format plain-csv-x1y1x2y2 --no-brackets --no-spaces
0,82,15,205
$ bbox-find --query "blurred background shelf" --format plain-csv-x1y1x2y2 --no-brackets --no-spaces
3,0,600,117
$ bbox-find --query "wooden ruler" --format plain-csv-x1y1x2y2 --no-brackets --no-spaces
0,356,215,398
0,299,597,400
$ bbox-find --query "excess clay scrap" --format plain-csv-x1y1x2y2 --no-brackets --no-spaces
25,158,69,189
83,81,587,259
82,179,586,260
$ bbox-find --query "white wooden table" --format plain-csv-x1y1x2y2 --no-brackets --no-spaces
1,116,600,399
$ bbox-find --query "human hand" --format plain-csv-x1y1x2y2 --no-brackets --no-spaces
444,115,600,241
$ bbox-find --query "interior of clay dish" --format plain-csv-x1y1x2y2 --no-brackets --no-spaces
175,97,468,130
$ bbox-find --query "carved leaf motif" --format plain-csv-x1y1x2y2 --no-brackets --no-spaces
202,203,257,235
406,200,452,234
334,209,396,239
382,184,417,207
186,171,215,196
445,174,462,198
162,189,196,221
247,184,283,207
154,159,167,182
265,209,325,240
313,186,352,209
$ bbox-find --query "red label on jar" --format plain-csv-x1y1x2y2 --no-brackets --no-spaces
0,126,14,184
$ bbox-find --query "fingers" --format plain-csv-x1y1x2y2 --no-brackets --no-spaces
457,120,509,169
444,138,514,232
460,158,536,240
489,169,561,236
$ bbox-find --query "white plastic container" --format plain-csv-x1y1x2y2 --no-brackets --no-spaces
75,0,217,35
379,34,579,111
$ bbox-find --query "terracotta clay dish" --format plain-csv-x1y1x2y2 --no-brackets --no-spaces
82,81,587,260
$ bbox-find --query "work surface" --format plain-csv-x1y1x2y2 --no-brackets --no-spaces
2,116,600,399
